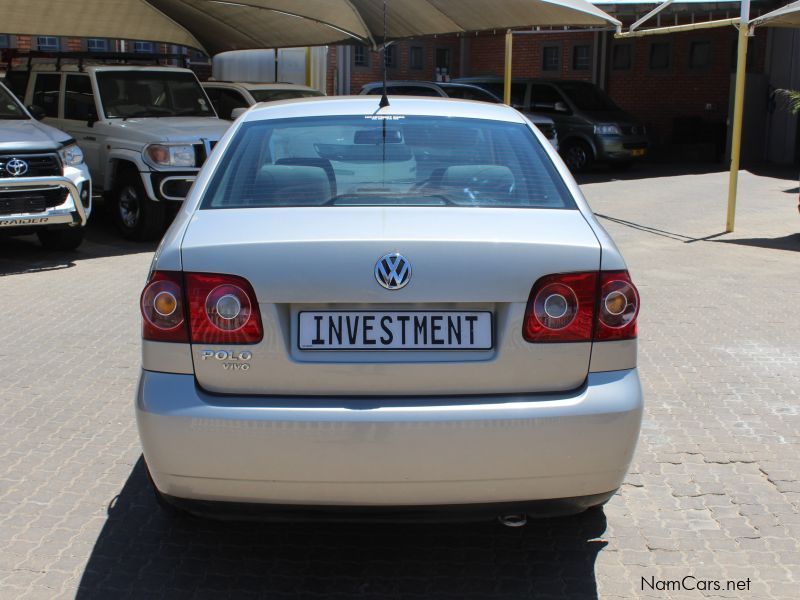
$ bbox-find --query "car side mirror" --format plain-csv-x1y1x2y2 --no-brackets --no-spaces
27,105,46,121
554,101,569,113
230,107,248,120
87,107,98,128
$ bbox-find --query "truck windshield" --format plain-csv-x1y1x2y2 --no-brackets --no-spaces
202,115,574,210
96,71,215,118
0,84,28,120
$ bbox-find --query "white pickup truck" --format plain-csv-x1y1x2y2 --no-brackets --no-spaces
11,64,229,240
0,80,91,250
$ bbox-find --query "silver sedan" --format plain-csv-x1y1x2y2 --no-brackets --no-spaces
136,96,643,521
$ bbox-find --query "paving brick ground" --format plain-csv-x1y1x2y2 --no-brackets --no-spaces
1,165,798,599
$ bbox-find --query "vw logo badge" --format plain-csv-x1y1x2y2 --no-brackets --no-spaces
375,253,411,290
6,158,29,177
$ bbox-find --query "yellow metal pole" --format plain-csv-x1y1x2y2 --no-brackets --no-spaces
726,2,750,233
504,30,513,105
305,47,312,87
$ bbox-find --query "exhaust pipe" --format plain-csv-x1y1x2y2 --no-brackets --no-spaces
498,514,527,528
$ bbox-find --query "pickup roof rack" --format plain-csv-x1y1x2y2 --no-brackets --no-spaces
1,49,190,72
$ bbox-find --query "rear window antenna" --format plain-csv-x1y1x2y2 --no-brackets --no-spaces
379,0,390,108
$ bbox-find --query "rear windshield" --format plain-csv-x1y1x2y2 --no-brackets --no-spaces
201,115,574,210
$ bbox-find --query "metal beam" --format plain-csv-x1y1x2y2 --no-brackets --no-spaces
630,0,675,32
614,18,738,38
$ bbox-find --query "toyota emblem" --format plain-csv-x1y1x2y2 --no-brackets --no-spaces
5,158,29,177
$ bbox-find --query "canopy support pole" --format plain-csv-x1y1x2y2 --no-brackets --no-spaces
305,47,312,87
726,0,751,233
504,30,513,105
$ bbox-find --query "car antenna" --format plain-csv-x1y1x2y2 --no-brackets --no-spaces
379,0,390,108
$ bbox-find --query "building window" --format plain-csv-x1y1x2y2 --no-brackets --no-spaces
354,45,369,67
409,46,423,70
542,46,560,72
133,41,155,53
572,45,591,71
649,42,670,70
87,38,108,52
611,44,632,70
435,48,451,72
384,45,397,69
37,36,60,52
0,34,9,49
689,41,711,69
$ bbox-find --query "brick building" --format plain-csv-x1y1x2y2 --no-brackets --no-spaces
328,0,797,164
2,1,797,163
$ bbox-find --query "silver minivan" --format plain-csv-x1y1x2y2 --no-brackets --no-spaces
455,77,649,172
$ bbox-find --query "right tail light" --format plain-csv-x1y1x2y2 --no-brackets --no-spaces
141,271,262,344
523,270,639,343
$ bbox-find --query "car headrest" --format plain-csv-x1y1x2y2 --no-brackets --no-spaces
255,164,332,205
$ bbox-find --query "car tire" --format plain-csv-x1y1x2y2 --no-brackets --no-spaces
561,140,594,173
37,227,84,251
113,170,166,241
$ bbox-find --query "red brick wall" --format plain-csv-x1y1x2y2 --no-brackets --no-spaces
468,31,597,81
607,26,767,145
346,37,462,93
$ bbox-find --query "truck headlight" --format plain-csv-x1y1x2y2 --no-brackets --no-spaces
59,143,84,166
594,123,622,136
144,144,196,168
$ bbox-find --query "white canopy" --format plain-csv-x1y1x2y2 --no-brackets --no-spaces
0,0,620,54
750,0,800,28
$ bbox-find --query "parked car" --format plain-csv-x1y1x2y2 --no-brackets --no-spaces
0,80,91,250
8,59,229,240
136,96,643,521
203,81,324,120
359,80,559,150
454,77,649,172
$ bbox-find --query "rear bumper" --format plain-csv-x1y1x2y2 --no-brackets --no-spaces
136,368,643,508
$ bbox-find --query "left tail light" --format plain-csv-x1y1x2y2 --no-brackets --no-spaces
140,271,262,344
140,271,189,343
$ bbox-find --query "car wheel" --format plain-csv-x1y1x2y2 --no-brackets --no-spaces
37,227,84,251
561,141,594,173
113,171,165,241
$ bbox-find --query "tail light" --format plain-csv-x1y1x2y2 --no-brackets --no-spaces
595,270,639,341
185,273,263,344
141,271,262,344
141,271,189,343
523,270,639,343
523,272,598,342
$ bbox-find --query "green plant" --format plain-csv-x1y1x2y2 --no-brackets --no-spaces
777,89,800,114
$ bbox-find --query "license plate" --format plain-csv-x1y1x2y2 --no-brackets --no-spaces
631,149,646,157
298,311,493,350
